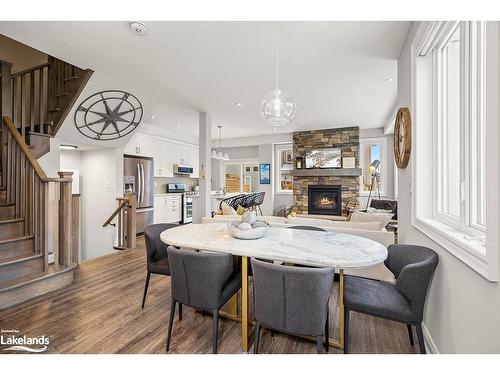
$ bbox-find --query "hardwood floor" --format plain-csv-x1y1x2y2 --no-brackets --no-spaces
0,236,418,354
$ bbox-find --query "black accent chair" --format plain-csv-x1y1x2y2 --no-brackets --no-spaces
369,199,398,220
247,192,265,215
343,244,438,354
218,194,246,211
166,246,241,354
142,223,179,309
251,258,334,354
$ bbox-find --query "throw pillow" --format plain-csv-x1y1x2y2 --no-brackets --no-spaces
330,221,383,231
221,202,237,216
367,207,394,215
236,205,247,215
350,210,393,228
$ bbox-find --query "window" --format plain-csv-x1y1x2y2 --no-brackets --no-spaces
412,21,494,279
274,143,293,194
359,138,387,197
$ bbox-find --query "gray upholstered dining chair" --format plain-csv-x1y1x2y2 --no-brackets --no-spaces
166,246,242,354
250,258,335,353
142,223,179,309
343,244,438,354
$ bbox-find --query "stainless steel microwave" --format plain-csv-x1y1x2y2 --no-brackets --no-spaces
173,164,193,175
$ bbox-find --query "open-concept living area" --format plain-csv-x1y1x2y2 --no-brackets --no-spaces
1,4,500,368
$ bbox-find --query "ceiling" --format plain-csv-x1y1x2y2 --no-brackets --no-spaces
0,21,410,145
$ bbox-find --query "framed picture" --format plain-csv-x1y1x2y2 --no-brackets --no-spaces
305,147,342,169
282,150,293,164
253,166,259,172
259,163,271,184
342,156,355,168
245,166,251,172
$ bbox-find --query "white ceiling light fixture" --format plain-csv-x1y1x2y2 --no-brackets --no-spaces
261,24,296,127
130,22,147,36
60,144,78,150
211,125,229,160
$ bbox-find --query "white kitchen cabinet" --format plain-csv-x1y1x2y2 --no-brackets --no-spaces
154,194,182,224
123,132,139,155
166,141,182,174
154,196,167,223
137,133,155,157
126,132,199,179
180,144,199,178
154,140,168,177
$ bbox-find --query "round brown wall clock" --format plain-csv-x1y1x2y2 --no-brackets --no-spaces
394,107,412,168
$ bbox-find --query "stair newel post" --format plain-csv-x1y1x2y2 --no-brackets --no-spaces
41,180,49,271
1,61,13,189
125,192,137,249
57,171,73,267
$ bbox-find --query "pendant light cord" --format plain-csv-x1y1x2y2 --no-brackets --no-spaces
275,24,279,90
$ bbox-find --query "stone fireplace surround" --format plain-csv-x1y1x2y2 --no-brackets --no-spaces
292,126,360,216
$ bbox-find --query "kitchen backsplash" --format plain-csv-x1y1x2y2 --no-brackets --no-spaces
154,176,199,193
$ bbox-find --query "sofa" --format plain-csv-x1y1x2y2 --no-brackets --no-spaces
201,214,396,282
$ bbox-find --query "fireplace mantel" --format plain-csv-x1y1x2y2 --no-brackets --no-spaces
291,168,361,177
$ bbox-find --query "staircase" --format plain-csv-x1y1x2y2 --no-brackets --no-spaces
0,55,92,309
1,57,93,158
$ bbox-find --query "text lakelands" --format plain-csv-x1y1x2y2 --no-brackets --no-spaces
0,335,49,345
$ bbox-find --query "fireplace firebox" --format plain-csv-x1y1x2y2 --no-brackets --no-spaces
308,185,342,216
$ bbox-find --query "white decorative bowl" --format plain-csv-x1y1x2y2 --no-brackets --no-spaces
227,221,268,240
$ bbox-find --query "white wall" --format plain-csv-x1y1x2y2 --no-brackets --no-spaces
397,22,500,353
78,148,121,261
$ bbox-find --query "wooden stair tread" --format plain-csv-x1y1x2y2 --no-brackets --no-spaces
0,202,14,207
0,217,24,224
27,131,52,138
48,107,61,112
0,264,75,291
0,234,34,245
55,92,70,97
0,252,42,267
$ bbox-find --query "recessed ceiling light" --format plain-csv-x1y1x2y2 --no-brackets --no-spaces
272,127,277,131
176,124,181,128
235,102,244,107
149,115,156,120
385,78,394,82
60,144,78,150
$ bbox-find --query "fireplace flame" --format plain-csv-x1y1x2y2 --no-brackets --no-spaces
319,197,336,207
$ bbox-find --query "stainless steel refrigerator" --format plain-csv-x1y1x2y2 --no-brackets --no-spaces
123,155,154,234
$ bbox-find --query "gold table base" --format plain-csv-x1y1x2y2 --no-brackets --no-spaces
219,256,345,352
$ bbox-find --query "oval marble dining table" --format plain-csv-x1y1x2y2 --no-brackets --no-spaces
161,223,388,352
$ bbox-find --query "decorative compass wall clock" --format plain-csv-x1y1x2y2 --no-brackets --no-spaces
74,90,143,140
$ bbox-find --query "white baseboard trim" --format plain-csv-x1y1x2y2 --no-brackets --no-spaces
422,322,440,354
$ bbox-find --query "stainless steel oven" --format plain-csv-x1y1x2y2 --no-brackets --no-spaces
182,192,197,224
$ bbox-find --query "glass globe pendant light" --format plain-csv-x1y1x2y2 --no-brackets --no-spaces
261,25,296,127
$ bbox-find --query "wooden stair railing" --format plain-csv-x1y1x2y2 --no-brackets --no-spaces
1,57,93,159
103,194,137,250
2,115,77,269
